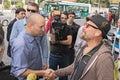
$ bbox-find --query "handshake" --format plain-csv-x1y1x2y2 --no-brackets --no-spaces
27,69,57,80
44,69,57,80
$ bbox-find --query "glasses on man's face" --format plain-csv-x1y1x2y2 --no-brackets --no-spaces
84,23,99,29
27,9,37,13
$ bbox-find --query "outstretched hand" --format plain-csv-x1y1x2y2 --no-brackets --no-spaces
44,69,57,80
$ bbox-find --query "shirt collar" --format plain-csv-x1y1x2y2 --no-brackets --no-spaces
24,30,35,43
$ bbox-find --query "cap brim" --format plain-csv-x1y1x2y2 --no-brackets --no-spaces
86,17,90,21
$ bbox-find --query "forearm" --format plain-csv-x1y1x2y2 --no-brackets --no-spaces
58,35,72,45
20,69,45,78
59,40,71,45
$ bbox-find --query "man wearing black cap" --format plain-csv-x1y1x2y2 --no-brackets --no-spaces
45,15,114,80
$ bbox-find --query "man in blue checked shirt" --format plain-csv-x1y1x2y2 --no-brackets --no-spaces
11,13,50,80
10,2,48,69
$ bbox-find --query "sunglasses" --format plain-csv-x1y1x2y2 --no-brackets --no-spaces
27,9,37,13
84,23,99,29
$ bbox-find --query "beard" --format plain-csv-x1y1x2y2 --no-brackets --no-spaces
80,31,86,40
80,30,94,41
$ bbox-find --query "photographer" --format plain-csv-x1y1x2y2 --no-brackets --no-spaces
49,11,72,80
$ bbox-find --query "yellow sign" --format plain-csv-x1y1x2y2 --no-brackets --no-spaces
112,0,118,3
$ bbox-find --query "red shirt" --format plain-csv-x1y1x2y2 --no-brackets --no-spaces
46,17,53,33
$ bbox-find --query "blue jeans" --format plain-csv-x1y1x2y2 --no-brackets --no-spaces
49,53,69,80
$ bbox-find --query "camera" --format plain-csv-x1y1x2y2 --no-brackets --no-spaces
51,15,67,41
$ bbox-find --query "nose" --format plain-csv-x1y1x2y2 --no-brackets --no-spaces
83,25,86,30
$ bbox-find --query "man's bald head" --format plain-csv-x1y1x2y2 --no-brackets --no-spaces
26,13,45,36
26,13,45,26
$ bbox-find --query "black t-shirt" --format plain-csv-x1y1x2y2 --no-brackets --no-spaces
50,23,72,54
67,22,80,49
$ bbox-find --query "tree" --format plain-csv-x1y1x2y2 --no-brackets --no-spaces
91,0,96,4
38,0,44,5
3,0,11,9
77,0,110,8
77,0,89,3
15,1,24,9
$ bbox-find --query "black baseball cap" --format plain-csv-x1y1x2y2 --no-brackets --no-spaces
87,15,111,39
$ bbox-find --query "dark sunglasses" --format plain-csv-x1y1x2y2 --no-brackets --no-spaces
84,23,99,29
27,9,37,13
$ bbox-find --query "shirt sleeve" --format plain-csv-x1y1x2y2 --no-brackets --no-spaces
55,63,74,77
46,18,53,33
40,30,48,64
10,21,19,45
11,41,29,77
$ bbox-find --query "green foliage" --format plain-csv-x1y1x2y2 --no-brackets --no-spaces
77,0,89,3
77,0,109,7
3,0,11,9
15,1,24,9
38,0,44,5
77,0,97,4
91,0,96,4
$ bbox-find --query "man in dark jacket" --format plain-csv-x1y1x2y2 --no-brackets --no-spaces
7,7,25,57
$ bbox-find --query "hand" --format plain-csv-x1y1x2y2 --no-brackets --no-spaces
43,69,54,78
44,69,57,80
42,64,48,70
46,72,57,80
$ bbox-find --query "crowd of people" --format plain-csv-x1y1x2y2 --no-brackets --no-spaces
0,2,120,80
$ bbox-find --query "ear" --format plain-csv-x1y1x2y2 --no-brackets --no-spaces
95,30,102,37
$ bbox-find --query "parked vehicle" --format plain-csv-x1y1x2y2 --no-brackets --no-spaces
75,11,81,19
0,11,11,26
39,9,48,19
